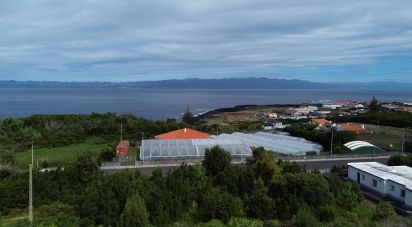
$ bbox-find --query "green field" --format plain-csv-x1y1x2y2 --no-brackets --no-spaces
14,137,111,170
358,124,412,151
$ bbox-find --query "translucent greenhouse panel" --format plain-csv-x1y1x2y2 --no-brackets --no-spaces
169,145,179,157
151,146,161,157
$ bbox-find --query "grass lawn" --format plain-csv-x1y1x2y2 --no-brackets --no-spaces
205,106,287,125
357,124,412,151
0,208,29,225
15,137,111,170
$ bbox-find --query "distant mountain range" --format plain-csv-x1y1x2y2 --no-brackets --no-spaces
1,77,411,90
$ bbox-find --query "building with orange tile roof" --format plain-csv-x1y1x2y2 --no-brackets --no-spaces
155,128,210,140
404,106,412,113
338,123,368,134
116,140,129,157
312,118,331,126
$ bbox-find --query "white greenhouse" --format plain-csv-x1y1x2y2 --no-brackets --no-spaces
212,132,322,155
140,138,252,161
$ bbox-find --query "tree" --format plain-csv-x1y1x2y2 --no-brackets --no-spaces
36,203,80,227
245,178,276,219
373,201,396,221
196,186,244,223
388,154,412,167
0,117,40,166
247,147,281,185
268,172,333,220
294,205,319,227
336,182,362,211
279,161,304,174
118,193,150,227
183,107,195,125
227,217,264,227
369,96,380,112
203,146,232,177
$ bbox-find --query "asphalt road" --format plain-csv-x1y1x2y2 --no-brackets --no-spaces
293,156,390,170
102,156,390,176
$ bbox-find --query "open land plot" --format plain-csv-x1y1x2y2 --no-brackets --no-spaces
15,138,111,170
204,106,287,125
358,124,412,151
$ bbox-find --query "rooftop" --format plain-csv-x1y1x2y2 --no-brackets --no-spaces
155,128,210,140
312,118,330,125
344,141,377,150
339,123,368,134
140,138,252,160
348,162,412,190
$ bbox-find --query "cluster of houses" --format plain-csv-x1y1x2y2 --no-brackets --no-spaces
263,99,412,121
259,99,411,132
382,103,412,113
270,100,368,120
311,118,369,134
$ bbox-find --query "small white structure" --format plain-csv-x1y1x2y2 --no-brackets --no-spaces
348,162,412,209
264,120,284,130
322,104,342,109
267,112,278,118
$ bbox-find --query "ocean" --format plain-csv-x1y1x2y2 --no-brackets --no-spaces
1,88,412,120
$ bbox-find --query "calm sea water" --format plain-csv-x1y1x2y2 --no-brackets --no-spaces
1,88,412,120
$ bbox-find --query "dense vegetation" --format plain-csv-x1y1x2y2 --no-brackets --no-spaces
284,124,356,154
22,113,181,147
0,147,402,226
0,114,181,168
388,154,412,167
333,111,412,129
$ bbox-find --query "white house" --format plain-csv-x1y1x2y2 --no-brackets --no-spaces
267,112,278,118
348,162,412,209
263,120,284,130
322,104,342,109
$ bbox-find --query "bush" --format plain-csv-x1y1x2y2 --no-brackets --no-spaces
373,201,396,220
336,183,362,211
228,217,263,227
388,154,412,167
316,205,336,222
294,205,320,227
41,160,49,168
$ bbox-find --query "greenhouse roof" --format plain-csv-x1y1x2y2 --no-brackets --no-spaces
344,141,379,150
140,138,252,160
212,132,322,155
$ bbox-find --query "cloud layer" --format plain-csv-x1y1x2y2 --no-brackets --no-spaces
1,0,412,82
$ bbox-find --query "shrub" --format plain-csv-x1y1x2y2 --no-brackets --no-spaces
373,201,396,220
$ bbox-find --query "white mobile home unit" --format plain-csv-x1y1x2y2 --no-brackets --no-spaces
348,162,412,209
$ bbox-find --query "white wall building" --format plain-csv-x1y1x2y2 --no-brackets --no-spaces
348,162,412,209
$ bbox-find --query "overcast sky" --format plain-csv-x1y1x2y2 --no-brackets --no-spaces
1,0,412,82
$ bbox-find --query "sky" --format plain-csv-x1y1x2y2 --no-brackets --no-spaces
0,0,412,82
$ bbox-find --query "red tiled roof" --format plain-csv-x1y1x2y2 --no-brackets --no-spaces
312,118,330,125
155,128,210,140
116,140,129,157
339,123,368,134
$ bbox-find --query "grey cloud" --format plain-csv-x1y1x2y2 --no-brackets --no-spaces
0,0,411,81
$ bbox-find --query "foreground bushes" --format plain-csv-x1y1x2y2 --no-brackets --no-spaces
0,147,401,226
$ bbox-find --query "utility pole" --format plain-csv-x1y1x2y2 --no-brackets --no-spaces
31,141,34,168
330,128,334,158
29,141,34,226
29,163,33,227
377,119,380,135
402,128,405,153
120,123,123,141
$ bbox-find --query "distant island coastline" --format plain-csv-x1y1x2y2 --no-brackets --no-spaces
1,77,412,90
